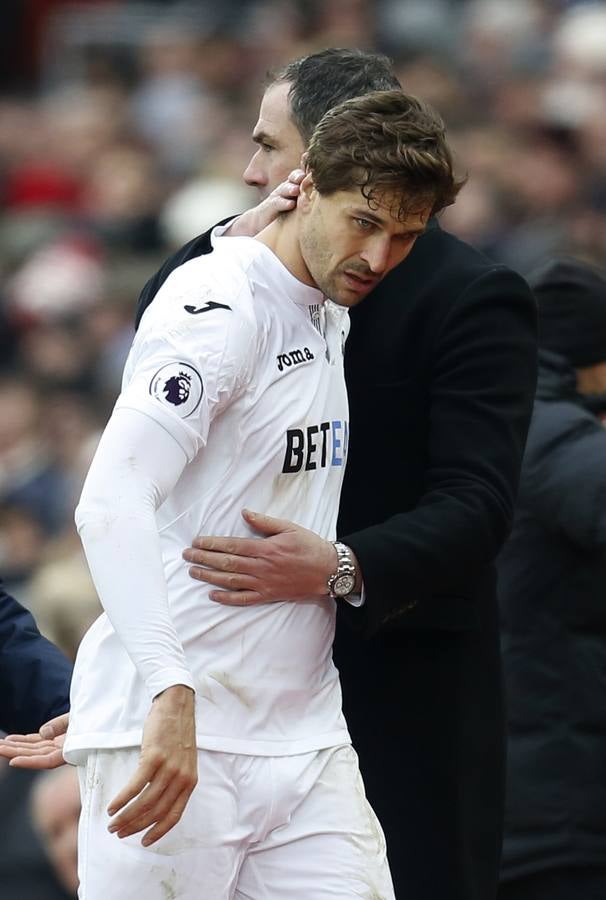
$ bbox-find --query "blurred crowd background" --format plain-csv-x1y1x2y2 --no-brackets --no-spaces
0,0,605,896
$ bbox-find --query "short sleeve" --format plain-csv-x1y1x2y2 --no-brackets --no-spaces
117,285,257,461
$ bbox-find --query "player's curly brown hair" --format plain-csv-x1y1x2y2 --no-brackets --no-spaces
305,89,465,220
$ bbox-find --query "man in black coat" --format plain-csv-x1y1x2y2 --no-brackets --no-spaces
133,49,537,899
0,582,71,734
498,259,606,900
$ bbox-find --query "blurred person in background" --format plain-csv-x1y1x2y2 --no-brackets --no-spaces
30,766,80,898
498,258,606,900
0,378,67,537
134,48,537,900
0,760,76,900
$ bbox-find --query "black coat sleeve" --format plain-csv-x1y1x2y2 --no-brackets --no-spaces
341,266,538,635
0,585,72,734
134,218,234,329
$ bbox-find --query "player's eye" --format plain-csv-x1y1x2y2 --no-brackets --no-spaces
354,218,374,231
260,142,274,153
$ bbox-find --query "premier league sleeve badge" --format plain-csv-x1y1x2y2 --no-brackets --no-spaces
149,362,204,418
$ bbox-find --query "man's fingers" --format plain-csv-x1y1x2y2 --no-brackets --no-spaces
187,566,258,592
0,737,65,768
209,589,269,607
184,547,260,574
270,173,303,200
188,535,259,556
140,787,194,847
4,732,45,744
271,195,297,213
9,749,65,769
0,739,55,755
271,182,299,201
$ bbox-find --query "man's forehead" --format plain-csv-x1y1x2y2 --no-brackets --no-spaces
344,187,432,230
254,82,292,133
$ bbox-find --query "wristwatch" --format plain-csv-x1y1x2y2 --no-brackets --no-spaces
327,542,357,599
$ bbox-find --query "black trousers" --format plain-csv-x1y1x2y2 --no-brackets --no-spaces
499,867,606,900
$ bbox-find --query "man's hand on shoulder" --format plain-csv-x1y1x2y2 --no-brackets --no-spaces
226,170,304,237
183,509,349,606
107,684,197,847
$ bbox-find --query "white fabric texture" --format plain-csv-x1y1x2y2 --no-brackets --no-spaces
76,745,395,900
65,234,351,762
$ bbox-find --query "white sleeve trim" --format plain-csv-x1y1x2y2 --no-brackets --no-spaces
75,406,195,700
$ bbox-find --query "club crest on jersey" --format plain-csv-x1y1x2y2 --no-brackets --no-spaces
149,362,203,418
309,304,323,335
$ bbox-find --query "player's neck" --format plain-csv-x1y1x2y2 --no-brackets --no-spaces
256,214,315,289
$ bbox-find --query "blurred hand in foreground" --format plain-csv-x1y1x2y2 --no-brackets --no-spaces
0,711,69,769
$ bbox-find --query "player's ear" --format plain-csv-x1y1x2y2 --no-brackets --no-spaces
298,172,316,211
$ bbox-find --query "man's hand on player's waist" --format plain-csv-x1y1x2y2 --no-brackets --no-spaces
107,684,197,847
183,508,338,606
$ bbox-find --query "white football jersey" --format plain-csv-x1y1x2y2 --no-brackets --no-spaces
65,234,351,760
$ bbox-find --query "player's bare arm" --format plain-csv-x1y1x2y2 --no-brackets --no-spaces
107,684,197,847
183,508,362,606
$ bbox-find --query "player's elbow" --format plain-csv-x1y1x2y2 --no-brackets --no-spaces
74,490,116,539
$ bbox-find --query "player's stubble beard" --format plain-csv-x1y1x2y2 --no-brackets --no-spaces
299,211,374,307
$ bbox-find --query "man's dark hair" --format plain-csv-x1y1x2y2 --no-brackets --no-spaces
268,48,402,143
306,90,464,219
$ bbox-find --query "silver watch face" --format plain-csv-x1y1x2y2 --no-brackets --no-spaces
334,573,356,596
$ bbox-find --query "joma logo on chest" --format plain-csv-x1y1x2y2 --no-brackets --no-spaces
276,347,315,372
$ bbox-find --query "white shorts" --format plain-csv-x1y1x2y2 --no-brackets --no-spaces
76,744,395,900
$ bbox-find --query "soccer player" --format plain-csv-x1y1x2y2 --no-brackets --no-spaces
62,91,461,899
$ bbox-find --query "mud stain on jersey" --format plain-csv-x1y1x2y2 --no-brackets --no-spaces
207,670,254,709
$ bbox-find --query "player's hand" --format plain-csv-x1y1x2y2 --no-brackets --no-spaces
226,169,304,237
0,712,69,769
107,684,197,847
183,509,341,606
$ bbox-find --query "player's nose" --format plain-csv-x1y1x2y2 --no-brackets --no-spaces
361,238,391,275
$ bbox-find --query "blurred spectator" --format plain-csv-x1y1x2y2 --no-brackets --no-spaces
0,762,74,900
31,767,80,898
0,504,47,598
160,174,254,246
130,22,214,177
498,258,606,900
28,549,101,661
0,378,68,536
